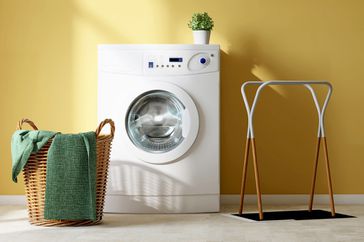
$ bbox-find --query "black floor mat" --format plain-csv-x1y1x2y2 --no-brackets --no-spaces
232,209,355,221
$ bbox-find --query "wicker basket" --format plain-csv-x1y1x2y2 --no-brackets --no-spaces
18,118,115,226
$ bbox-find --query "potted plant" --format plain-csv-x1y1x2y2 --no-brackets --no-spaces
188,12,214,44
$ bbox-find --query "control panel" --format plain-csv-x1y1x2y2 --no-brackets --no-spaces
144,50,219,75
98,45,220,75
147,58,183,69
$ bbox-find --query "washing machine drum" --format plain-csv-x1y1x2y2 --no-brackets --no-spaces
124,84,199,164
127,90,187,153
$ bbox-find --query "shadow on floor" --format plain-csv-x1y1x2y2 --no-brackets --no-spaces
232,210,355,221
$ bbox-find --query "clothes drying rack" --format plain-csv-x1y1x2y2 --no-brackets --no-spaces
239,80,335,220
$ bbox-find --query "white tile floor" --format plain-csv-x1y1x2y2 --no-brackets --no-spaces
0,205,363,242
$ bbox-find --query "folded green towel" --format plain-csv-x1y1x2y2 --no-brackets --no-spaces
11,130,57,182
44,132,97,221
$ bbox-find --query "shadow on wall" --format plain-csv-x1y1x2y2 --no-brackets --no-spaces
220,33,328,195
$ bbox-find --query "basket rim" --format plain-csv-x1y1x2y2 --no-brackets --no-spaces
17,118,115,139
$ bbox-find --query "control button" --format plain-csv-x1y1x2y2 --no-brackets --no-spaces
156,65,159,68
161,65,164,68
178,65,181,68
188,53,210,71
148,62,154,68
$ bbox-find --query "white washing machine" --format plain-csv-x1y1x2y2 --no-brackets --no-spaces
98,44,220,213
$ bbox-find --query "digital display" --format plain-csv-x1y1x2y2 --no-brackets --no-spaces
169,57,183,62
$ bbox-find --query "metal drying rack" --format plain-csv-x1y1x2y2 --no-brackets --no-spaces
239,80,335,220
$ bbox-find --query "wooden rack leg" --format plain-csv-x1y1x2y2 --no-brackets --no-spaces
322,137,336,216
251,138,263,220
239,138,250,214
308,137,321,212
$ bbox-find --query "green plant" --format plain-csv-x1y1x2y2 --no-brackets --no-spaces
188,12,214,31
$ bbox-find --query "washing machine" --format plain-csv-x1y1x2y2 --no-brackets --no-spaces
98,44,220,213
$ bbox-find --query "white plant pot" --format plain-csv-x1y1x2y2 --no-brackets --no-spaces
192,30,211,44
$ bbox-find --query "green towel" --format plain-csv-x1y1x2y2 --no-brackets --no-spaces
44,132,97,221
11,130,57,183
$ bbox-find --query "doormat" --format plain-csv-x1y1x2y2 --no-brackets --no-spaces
232,210,355,221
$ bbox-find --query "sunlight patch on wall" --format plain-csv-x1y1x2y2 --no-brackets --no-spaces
251,64,290,96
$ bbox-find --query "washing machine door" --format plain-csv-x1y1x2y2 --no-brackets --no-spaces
125,82,199,164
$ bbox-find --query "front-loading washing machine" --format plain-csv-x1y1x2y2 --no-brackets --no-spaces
98,44,220,213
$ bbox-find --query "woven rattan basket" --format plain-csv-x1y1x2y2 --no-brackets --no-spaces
17,118,115,226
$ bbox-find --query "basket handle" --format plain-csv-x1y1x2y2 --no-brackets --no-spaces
95,119,115,138
17,118,38,130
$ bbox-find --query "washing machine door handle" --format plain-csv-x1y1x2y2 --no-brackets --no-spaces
182,108,191,138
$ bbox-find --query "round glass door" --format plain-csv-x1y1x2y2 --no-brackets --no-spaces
126,90,186,153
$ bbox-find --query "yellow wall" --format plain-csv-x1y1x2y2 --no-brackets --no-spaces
1,0,364,195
